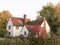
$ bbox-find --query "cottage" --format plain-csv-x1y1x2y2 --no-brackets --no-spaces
6,15,30,37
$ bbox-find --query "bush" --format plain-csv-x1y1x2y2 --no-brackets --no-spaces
0,28,7,38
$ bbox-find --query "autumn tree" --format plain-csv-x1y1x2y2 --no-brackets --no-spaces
0,10,12,37
0,11,12,29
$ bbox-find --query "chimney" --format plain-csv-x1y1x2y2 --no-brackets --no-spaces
24,14,26,24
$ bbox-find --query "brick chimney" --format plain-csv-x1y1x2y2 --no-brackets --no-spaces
24,14,26,24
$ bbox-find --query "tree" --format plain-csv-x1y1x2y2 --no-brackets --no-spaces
0,11,12,29
0,10,12,37
38,3,58,34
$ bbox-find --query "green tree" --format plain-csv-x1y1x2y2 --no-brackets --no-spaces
39,4,58,34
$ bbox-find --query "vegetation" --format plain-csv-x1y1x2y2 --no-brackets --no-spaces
0,11,12,29
0,10,12,37
0,32,60,45
0,28,7,37
38,3,60,35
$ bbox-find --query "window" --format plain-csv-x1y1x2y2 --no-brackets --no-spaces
9,26,11,29
24,31,26,35
16,26,19,29
8,32,11,35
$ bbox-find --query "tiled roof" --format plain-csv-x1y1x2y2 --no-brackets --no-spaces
11,17,30,26
11,17,23,26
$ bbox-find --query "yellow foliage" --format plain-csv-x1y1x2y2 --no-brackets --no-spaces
0,10,12,29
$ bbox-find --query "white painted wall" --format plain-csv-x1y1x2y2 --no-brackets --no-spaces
21,26,29,37
13,26,22,36
6,18,23,36
6,18,13,36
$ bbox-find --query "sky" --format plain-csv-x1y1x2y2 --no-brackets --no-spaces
0,0,60,20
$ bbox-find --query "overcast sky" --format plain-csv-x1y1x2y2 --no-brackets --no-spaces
0,0,60,20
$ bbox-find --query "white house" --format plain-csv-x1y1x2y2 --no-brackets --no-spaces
6,15,30,37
